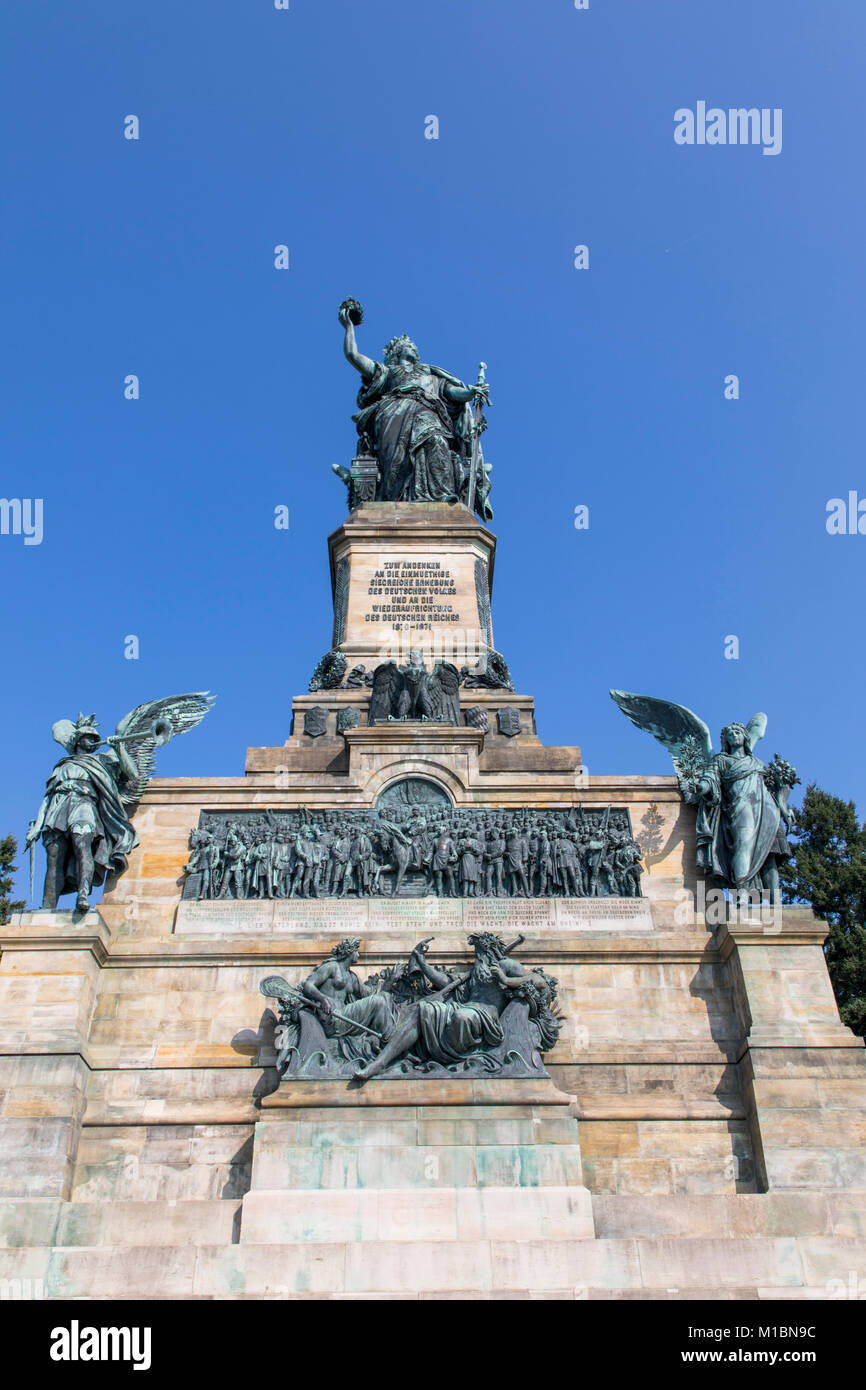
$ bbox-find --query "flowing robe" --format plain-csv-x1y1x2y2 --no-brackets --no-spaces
414,967,524,1066
319,977,397,1061
353,362,469,503
696,752,789,888
416,998,503,1065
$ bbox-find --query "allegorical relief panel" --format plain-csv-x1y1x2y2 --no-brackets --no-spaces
260,932,563,1082
180,789,644,903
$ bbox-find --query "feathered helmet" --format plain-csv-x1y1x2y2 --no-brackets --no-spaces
52,712,102,752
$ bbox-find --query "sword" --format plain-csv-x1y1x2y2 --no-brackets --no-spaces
466,362,488,516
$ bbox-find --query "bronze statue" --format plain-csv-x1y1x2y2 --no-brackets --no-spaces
610,690,799,902
26,695,214,912
261,933,564,1081
182,798,643,902
336,299,492,519
368,651,461,725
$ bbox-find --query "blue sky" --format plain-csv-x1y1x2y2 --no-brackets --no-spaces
2,1,864,901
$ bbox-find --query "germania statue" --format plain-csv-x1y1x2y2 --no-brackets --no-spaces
335,298,493,520
26,694,215,912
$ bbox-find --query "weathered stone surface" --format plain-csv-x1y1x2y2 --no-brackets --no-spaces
55,1198,241,1247
636,1236,805,1289
240,1185,594,1244
327,503,497,670
592,1192,838,1240
0,1199,63,1248
174,895,653,935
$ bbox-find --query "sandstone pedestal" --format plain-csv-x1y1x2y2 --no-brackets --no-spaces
2,494,865,1299
328,501,497,670
218,1079,594,1296
1,897,865,1298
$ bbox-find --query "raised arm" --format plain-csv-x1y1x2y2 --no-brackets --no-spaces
408,938,458,992
104,739,140,787
301,962,336,1015
490,961,529,990
339,306,377,380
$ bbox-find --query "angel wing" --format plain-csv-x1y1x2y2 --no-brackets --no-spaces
111,691,216,805
610,690,713,763
609,690,715,802
745,713,767,752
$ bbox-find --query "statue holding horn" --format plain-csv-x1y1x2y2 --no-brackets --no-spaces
25,693,215,912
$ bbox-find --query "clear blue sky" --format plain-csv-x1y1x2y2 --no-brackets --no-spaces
2,1,864,902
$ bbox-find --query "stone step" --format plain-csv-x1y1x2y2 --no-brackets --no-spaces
194,1235,814,1296
8,1234,862,1298
252,1142,584,1190
254,1111,580,1148
593,1192,866,1240
239,1185,594,1243
8,1190,860,1254
0,1199,241,1248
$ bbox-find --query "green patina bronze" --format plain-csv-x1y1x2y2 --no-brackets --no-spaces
610,690,799,903
26,694,215,913
260,932,564,1083
334,299,493,519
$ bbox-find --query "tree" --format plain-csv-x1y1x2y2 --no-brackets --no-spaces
0,834,25,925
780,785,866,1037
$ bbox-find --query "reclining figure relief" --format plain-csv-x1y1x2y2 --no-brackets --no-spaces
260,933,564,1082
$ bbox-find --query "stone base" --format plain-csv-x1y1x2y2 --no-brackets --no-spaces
240,1080,592,1250
3,1199,864,1298
1,1075,863,1297
3,888,865,1298
327,500,498,670
240,1188,595,1244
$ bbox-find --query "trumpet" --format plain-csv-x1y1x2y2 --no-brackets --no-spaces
107,716,174,749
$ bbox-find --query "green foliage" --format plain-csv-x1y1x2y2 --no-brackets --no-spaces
780,785,866,1036
0,834,25,925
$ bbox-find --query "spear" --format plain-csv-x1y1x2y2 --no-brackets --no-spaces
263,977,383,1039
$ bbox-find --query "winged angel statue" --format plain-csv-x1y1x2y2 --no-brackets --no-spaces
26,694,215,911
610,691,799,902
